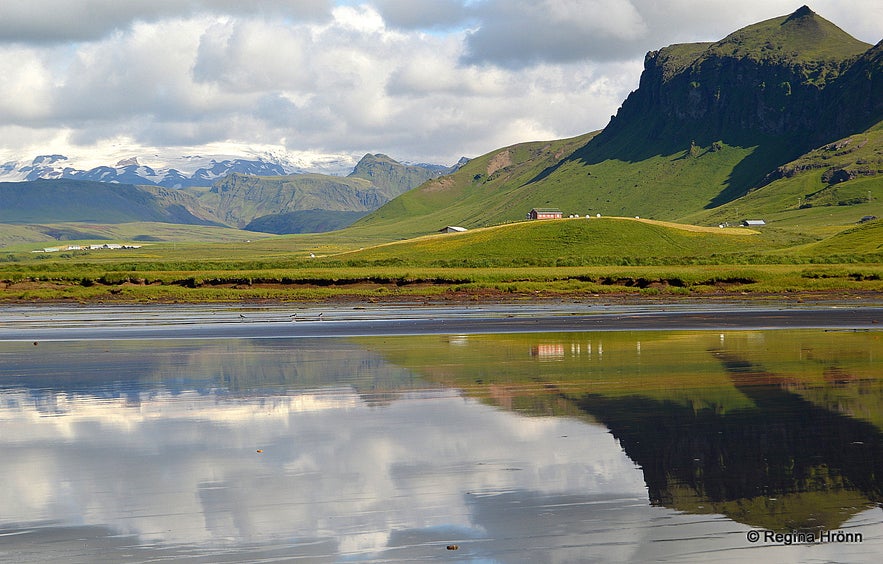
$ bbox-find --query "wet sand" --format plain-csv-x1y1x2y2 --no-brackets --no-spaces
1,302,880,341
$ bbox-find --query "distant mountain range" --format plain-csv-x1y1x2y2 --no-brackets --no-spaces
0,152,359,188
0,153,467,237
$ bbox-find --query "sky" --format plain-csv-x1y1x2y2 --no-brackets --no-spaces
0,0,881,168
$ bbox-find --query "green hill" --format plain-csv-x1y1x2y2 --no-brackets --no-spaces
347,132,599,238
336,217,769,266
684,124,883,231
790,219,882,256
351,7,880,237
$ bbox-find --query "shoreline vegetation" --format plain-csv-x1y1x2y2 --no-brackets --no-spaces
0,263,881,304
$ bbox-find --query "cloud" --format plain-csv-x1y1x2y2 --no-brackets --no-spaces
0,0,334,44
373,0,472,30
192,19,313,93
462,0,649,67
459,0,883,68
0,1,880,167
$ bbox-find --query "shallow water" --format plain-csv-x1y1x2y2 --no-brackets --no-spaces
0,324,881,562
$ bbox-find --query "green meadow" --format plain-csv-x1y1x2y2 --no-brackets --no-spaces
1,214,881,302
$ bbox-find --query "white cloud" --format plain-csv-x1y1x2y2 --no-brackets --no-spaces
0,0,334,43
462,0,651,68
193,19,313,93
0,48,55,122
0,1,880,167
373,0,471,29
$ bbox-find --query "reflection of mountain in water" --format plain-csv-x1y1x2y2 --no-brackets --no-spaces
358,331,883,533
577,351,883,532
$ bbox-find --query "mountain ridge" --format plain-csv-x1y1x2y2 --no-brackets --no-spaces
0,150,459,189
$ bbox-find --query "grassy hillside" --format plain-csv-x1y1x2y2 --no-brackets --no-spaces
789,219,882,256
1,212,880,303
332,217,776,266
350,124,881,242
705,5,870,69
683,124,883,233
348,132,598,238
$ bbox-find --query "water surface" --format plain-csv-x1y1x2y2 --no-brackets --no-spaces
1,325,881,562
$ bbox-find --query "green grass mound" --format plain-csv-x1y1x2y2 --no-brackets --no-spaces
792,219,883,257
336,217,767,266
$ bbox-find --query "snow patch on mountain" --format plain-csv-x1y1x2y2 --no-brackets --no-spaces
0,149,362,188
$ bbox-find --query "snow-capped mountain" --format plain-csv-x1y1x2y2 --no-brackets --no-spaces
0,151,360,188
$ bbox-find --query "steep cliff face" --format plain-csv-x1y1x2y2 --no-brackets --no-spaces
821,40,883,138
603,6,872,148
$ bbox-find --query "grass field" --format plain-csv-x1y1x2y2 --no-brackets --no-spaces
1,214,881,303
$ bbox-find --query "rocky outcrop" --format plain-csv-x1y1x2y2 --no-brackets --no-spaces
209,173,383,228
348,153,449,199
601,6,874,151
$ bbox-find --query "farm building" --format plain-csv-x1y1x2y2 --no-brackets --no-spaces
741,219,766,227
528,208,563,220
439,226,468,233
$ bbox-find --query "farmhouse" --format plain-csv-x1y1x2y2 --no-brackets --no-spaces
31,243,142,253
528,208,563,220
741,219,766,227
439,226,468,233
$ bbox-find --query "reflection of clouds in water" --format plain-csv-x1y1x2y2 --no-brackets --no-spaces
0,387,645,557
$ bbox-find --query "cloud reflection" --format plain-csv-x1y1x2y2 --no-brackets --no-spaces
0,385,645,557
